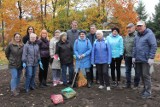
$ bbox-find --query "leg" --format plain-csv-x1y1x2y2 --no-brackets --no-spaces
96,64,103,86
102,64,110,87
85,68,91,88
43,57,49,85
134,63,141,87
115,57,122,82
25,66,33,92
61,64,67,85
110,58,116,81
17,67,22,89
52,69,58,82
10,68,18,91
125,57,132,87
68,63,74,83
56,69,61,81
30,66,37,89
39,65,43,84
90,65,94,83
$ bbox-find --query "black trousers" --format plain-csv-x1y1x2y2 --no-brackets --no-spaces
96,63,110,86
110,58,122,81
39,57,49,83
90,65,98,82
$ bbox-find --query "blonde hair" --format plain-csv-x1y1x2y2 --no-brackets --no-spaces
11,33,23,47
39,29,49,40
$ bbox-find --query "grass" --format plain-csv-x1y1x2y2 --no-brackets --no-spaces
0,47,8,65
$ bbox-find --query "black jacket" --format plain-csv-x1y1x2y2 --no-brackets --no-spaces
56,40,73,64
87,33,96,46
23,35,29,44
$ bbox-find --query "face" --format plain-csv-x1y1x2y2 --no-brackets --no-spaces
14,34,21,42
136,25,146,33
54,32,60,39
127,26,135,34
28,27,34,34
96,33,103,40
112,30,118,36
41,33,47,38
80,33,85,39
30,34,37,42
61,35,67,41
90,26,96,34
71,22,78,30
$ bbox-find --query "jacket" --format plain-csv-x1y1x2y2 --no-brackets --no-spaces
49,37,61,69
23,35,29,44
37,38,50,58
124,31,137,57
22,41,41,66
106,33,124,58
74,37,92,69
91,38,112,64
5,43,23,68
56,40,73,65
132,28,157,62
67,29,80,47
87,33,97,46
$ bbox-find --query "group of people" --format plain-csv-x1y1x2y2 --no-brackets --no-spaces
5,20,157,99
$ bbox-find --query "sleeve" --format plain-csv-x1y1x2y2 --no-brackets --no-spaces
106,40,112,64
148,33,157,59
74,40,79,59
91,43,95,65
22,44,28,63
5,44,11,60
119,36,124,56
37,45,41,61
132,37,136,58
83,40,92,57
49,39,55,58
55,42,60,55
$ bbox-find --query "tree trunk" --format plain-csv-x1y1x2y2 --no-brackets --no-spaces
40,0,44,29
44,0,47,17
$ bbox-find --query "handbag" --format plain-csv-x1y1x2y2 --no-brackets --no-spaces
61,87,76,99
50,94,64,105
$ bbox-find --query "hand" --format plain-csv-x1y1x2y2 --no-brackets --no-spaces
132,58,135,63
73,55,76,59
148,59,154,66
22,63,26,68
80,54,85,59
39,61,44,70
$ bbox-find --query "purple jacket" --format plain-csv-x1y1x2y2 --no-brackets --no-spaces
37,38,50,58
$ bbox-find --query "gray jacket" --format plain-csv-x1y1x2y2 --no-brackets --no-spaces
67,29,80,47
22,41,40,66
124,31,137,57
132,28,157,62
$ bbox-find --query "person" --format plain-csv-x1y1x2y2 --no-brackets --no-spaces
56,32,74,86
91,31,112,90
5,33,24,96
107,27,124,87
37,30,50,87
87,24,98,84
23,26,35,44
67,20,80,47
132,20,157,98
74,30,92,88
124,23,140,88
22,33,43,93
50,30,63,86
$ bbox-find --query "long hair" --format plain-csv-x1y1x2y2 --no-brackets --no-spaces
39,29,49,40
26,26,35,36
11,32,23,47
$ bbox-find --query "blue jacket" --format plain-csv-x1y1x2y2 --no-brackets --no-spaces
91,38,112,64
106,34,124,58
132,28,157,62
74,37,92,69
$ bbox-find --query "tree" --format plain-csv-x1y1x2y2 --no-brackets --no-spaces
136,1,148,21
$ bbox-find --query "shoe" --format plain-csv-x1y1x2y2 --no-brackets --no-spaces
39,83,45,88
107,87,111,91
87,82,91,88
30,87,35,90
123,84,131,88
53,81,57,87
98,85,104,89
11,90,19,96
57,81,63,85
141,91,151,99
16,88,20,93
117,81,123,89
111,81,117,87
133,86,139,90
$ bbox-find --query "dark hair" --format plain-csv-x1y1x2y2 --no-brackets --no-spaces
79,30,87,35
111,27,120,34
26,26,35,36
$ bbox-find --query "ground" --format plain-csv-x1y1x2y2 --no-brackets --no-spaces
0,68,160,107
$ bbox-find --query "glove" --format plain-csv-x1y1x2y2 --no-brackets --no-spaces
23,63,26,68
39,61,44,70
132,58,135,63
73,55,76,59
148,59,154,66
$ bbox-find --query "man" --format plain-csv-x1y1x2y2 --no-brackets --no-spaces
67,20,80,47
132,21,157,98
124,23,140,88
87,24,98,84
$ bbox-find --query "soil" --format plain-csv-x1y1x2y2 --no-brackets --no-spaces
0,67,160,107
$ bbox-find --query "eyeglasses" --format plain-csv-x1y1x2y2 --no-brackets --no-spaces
29,29,33,30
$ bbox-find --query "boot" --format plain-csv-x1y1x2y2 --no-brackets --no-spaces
86,72,91,88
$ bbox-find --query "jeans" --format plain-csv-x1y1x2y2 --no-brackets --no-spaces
52,69,61,81
61,63,74,84
25,66,37,91
125,57,133,85
96,63,110,86
10,68,22,91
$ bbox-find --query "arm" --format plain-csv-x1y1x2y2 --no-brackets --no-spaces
5,44,11,60
119,36,124,56
55,42,60,55
132,37,136,58
83,40,92,57
91,43,95,65
106,40,112,64
22,44,28,63
49,39,55,58
74,40,79,59
148,33,157,59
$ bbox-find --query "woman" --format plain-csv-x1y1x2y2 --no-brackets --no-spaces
5,33,23,96
37,30,50,87
22,33,43,93
23,26,35,44
91,31,111,90
50,30,63,86
106,27,124,87
74,30,92,88
56,32,74,86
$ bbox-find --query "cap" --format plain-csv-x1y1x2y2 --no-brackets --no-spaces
127,23,134,28
136,20,145,26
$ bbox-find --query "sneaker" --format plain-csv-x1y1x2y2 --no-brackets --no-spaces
57,81,63,85
39,83,45,88
98,85,104,89
111,81,117,87
106,87,111,91
133,86,139,90
141,91,151,99
11,90,19,96
53,81,58,86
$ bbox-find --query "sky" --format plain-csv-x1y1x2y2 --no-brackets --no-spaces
142,0,159,18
